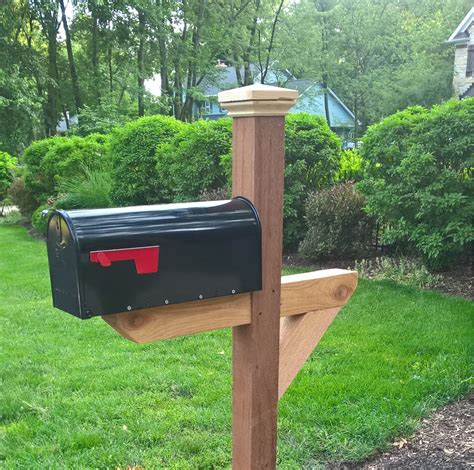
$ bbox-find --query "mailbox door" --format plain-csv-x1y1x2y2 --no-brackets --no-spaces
47,214,82,316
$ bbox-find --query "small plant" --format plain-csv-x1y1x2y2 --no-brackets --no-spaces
335,149,363,182
198,186,230,201
31,204,51,235
300,183,373,259
56,168,113,210
355,257,441,289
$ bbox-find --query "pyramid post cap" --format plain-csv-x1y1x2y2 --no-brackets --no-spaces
218,84,298,117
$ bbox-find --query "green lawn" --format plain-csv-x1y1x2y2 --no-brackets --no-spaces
0,225,472,469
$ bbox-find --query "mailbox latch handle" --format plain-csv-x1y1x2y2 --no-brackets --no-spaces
90,246,159,274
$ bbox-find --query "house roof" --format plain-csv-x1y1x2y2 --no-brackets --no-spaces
202,67,355,128
447,7,474,44
286,80,356,128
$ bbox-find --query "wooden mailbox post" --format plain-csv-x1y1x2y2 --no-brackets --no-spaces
103,84,358,469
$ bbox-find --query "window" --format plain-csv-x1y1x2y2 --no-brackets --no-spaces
467,46,474,77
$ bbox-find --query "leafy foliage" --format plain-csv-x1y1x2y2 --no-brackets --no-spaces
354,257,441,289
109,115,186,205
359,99,474,269
155,119,232,202
284,113,341,249
300,182,373,259
22,135,110,206
31,204,50,235
335,149,363,182
0,151,17,206
56,168,113,209
22,137,65,205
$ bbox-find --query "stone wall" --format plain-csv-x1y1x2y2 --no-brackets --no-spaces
453,23,474,98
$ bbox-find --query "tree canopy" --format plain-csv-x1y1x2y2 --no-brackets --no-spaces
1,0,471,153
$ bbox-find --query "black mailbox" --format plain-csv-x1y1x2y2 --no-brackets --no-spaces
46,197,261,319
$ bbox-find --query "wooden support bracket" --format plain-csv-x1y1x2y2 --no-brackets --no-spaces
103,269,357,343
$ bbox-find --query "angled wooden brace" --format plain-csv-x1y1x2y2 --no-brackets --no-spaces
103,268,357,397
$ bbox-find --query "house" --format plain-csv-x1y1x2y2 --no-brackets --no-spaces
194,65,356,139
447,7,474,99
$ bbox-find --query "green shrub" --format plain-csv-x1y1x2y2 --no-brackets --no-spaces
0,151,17,210
300,182,373,259
359,99,474,270
335,149,363,182
22,135,110,206
22,137,63,204
109,115,186,205
8,176,37,217
155,119,232,202
284,113,341,250
56,168,112,209
31,204,50,236
355,257,441,289
41,134,110,187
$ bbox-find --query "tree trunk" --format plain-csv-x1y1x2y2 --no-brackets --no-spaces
91,6,100,103
107,40,113,93
46,20,59,135
260,0,284,84
137,8,146,117
59,0,81,112
243,0,259,85
157,0,169,105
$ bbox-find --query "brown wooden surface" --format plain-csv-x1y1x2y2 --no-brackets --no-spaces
278,307,341,399
281,269,357,317
231,116,285,469
102,269,357,344
103,293,251,343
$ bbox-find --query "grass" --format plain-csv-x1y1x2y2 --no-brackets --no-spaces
0,224,472,468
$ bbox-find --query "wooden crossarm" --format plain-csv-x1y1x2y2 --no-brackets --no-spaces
102,269,357,344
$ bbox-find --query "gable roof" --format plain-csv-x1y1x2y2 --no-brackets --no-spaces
284,80,356,128
447,7,474,44
201,66,356,128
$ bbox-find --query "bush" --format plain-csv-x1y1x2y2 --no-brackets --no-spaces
335,149,363,182
359,99,474,270
300,183,373,259
109,115,186,205
41,134,110,186
22,137,64,204
0,151,17,211
8,176,37,217
56,168,112,209
156,119,232,202
284,113,341,249
31,204,50,236
22,135,110,206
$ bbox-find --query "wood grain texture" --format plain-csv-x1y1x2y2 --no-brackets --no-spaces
281,269,357,317
101,269,357,344
278,307,341,399
103,294,251,343
231,116,285,469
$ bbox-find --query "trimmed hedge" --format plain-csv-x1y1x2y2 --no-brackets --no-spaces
156,119,232,202
283,113,341,249
359,99,474,269
22,134,109,207
109,115,186,205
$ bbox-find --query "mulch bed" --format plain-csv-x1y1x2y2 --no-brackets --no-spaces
329,393,474,469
